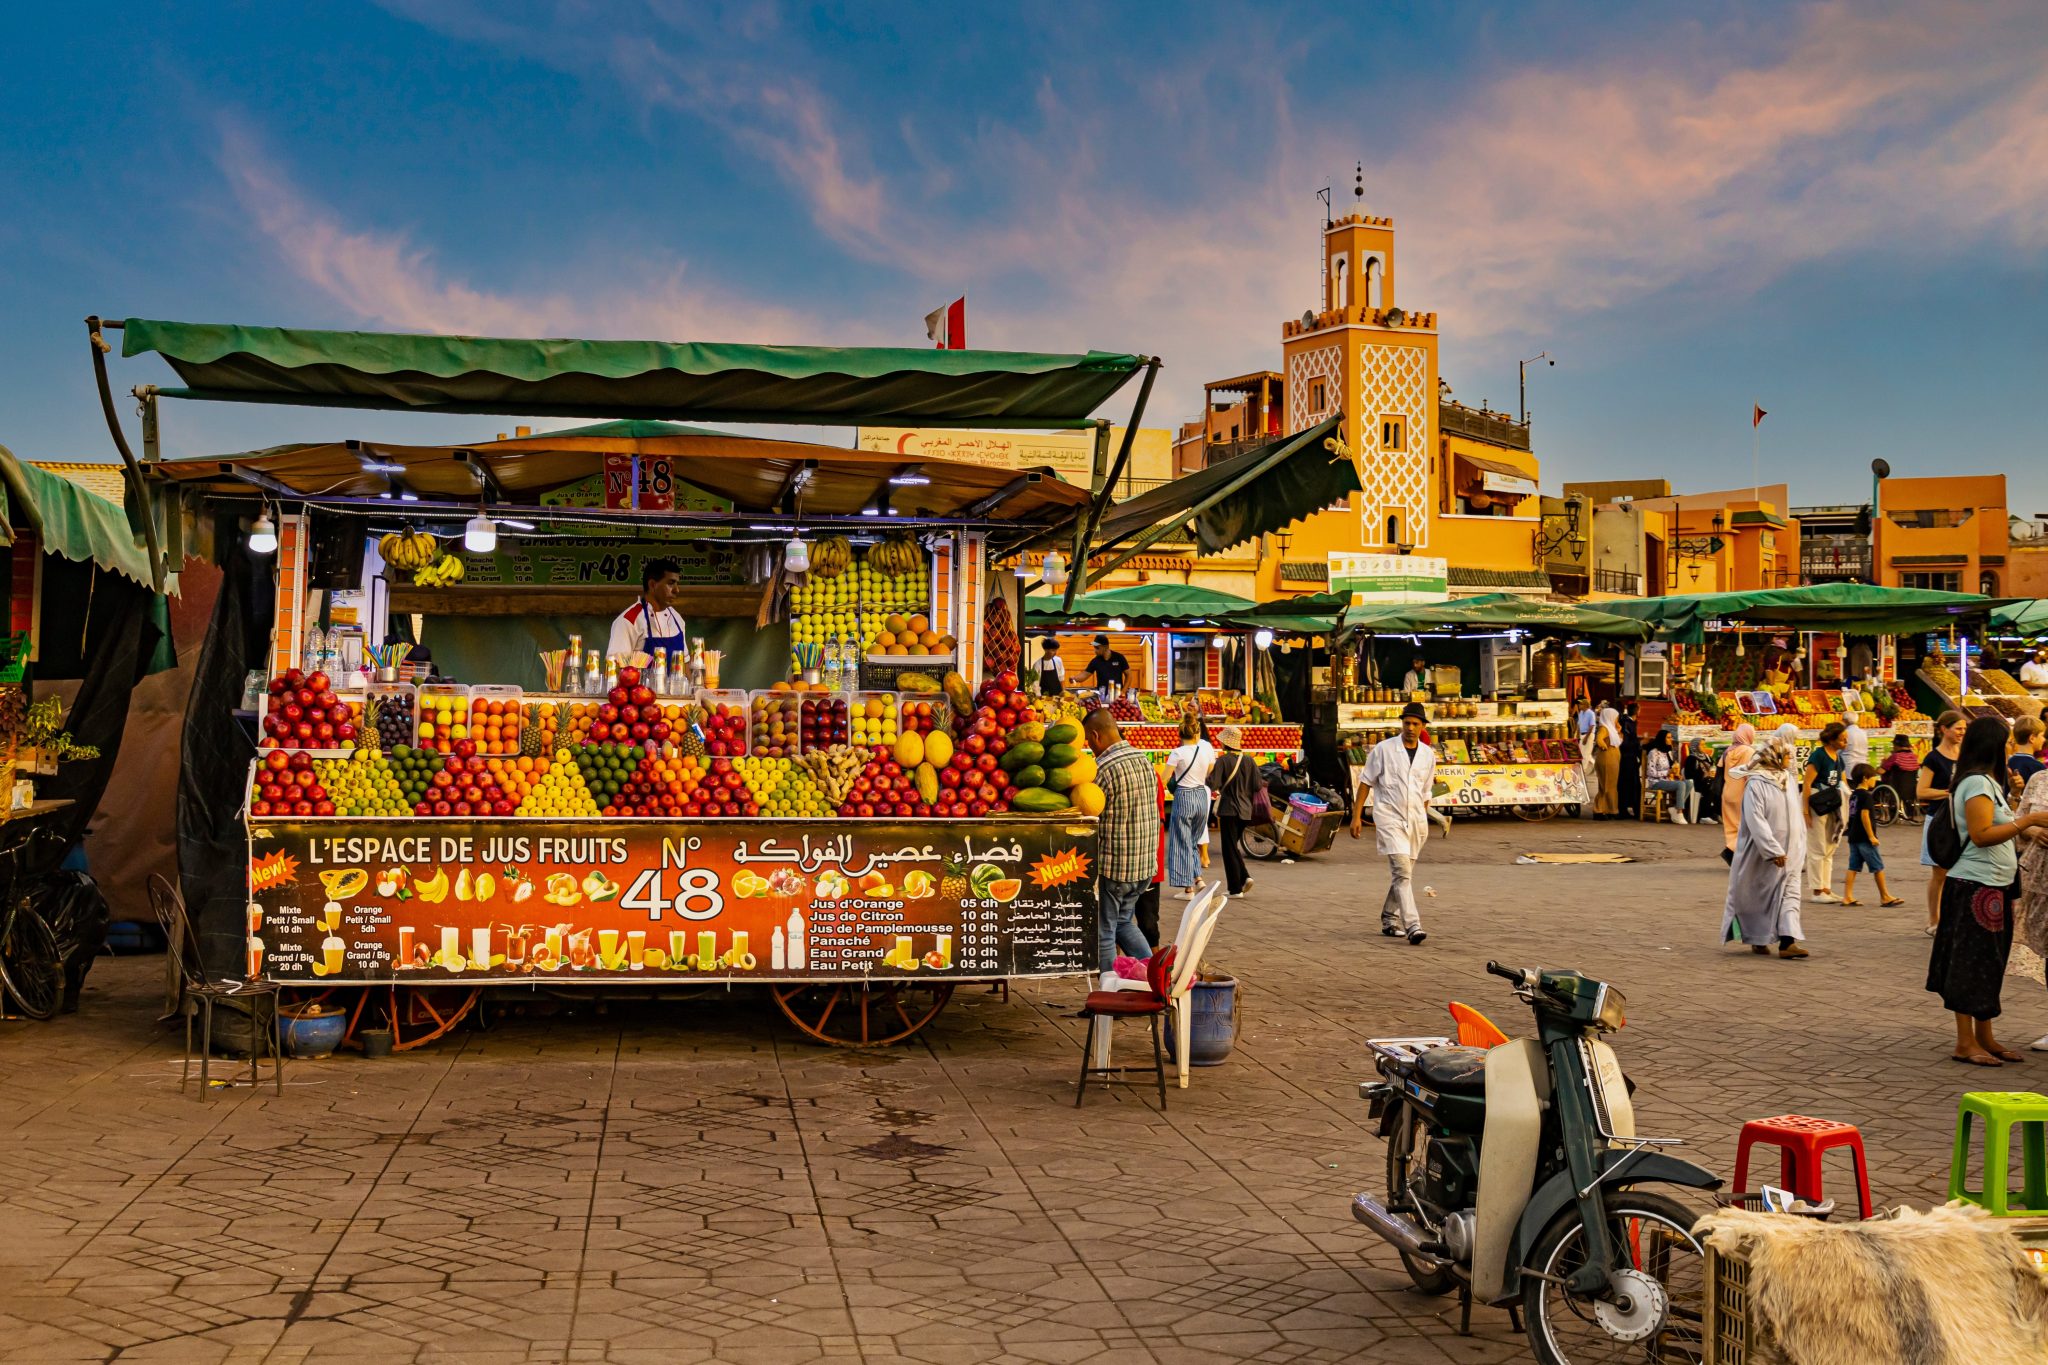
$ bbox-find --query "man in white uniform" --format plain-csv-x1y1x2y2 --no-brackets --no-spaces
2022,649,2048,698
607,557,687,663
1349,702,1438,946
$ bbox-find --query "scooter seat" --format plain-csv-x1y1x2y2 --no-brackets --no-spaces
1415,1045,1490,1094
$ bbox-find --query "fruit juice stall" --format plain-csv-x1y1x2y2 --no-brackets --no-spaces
1334,596,1657,819
109,318,1161,1046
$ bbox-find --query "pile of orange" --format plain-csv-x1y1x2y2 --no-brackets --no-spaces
566,701,597,744
483,754,549,806
470,697,524,755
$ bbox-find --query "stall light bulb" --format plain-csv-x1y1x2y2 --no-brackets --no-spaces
248,511,278,554
1211,635,1228,650
1734,636,1746,657
784,537,810,573
1042,551,1068,588
1254,629,1275,650
464,513,498,553
1106,617,1125,631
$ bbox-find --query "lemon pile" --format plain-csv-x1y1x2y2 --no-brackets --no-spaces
315,750,412,816
734,755,796,803
516,751,600,817
849,696,899,747
855,559,924,608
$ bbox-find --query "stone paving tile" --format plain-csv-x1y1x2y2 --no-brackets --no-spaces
0,818,2007,1362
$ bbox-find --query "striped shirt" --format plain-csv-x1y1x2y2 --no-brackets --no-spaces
1093,740,1162,883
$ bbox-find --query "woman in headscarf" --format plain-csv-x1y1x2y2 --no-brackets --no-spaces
1719,723,1758,865
1617,701,1644,818
1592,706,1622,819
1722,738,1810,958
2009,767,2048,1051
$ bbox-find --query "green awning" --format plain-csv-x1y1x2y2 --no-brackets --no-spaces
0,445,157,590
1215,592,1349,634
121,319,1143,429
1598,583,2010,643
1340,593,1654,640
1992,599,2048,635
1024,582,1257,627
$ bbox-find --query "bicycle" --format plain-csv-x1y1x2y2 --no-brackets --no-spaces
0,827,66,1020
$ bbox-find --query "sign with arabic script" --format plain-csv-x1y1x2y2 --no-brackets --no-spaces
242,818,1096,985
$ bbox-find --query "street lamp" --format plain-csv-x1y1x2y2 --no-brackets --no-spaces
1870,458,1890,585
1519,351,1553,425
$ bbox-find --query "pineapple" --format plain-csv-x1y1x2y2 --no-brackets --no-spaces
520,705,544,756
938,859,968,901
678,723,706,760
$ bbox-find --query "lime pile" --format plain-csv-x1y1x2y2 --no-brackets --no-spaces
576,741,641,808
758,765,828,817
312,751,411,816
517,752,600,818
387,746,443,807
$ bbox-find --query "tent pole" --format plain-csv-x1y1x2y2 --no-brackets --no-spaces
1062,421,1112,611
85,317,165,593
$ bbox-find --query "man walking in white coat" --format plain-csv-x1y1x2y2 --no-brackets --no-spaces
1348,702,1437,945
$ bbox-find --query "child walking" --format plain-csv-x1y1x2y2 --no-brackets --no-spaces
1842,764,1904,907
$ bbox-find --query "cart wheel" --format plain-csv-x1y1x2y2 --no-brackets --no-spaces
1513,803,1559,823
772,982,954,1046
388,986,482,1051
1239,825,1282,862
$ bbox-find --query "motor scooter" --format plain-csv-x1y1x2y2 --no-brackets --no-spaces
1353,963,1721,1365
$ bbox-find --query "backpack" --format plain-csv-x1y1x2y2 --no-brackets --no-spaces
1925,791,1966,870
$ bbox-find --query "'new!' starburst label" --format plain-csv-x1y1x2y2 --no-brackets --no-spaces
249,850,300,894
1030,847,1091,890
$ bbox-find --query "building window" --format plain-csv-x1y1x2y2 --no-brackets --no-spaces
1900,571,1961,592
1887,509,1976,529
1386,514,1402,548
1980,570,1999,596
1380,416,1406,452
1333,256,1350,310
1310,379,1327,413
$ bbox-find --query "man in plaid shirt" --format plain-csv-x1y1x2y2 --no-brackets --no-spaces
1084,710,1161,969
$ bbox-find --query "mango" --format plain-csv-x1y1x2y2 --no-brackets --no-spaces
1043,743,1082,769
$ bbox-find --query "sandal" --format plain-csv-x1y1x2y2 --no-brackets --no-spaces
1988,1047,2029,1063
1881,897,1906,906
1952,1052,2004,1067
1841,898,1863,906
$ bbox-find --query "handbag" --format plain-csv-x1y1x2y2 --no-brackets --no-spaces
1807,783,1843,817
1237,755,1274,824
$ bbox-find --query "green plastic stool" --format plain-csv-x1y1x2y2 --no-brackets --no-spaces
1950,1090,2048,1215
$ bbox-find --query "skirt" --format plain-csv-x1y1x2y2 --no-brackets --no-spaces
1926,874,2016,1019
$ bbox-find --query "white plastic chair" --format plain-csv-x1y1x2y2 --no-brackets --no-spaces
1090,883,1224,1075
1168,898,1224,1088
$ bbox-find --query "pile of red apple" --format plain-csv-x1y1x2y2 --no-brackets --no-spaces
699,702,747,756
928,671,1037,818
260,669,359,750
837,752,932,819
586,666,672,746
416,754,516,818
677,756,760,818
250,749,334,817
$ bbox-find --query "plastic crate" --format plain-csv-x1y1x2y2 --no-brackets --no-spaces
843,691,902,752
467,685,525,756
746,690,803,759
365,681,417,750
415,683,471,755
692,689,749,757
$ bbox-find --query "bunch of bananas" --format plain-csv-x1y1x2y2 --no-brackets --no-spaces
810,536,854,578
378,531,441,571
412,554,467,588
868,535,922,574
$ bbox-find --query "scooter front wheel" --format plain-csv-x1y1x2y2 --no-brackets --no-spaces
1520,1190,1704,1365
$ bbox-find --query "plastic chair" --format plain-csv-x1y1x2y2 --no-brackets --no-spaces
147,874,283,1097
1732,1114,1874,1217
1076,945,1176,1109
1448,1001,1510,1049
1168,897,1226,1089
1950,1090,2048,1215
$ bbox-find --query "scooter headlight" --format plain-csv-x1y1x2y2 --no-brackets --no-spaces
1592,982,1627,1032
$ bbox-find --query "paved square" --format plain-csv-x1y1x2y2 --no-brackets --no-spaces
0,819,2012,1363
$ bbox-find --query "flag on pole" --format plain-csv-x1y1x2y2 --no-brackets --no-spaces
1752,404,1768,428
924,297,966,350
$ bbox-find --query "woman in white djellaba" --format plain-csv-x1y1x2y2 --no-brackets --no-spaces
1722,738,1811,959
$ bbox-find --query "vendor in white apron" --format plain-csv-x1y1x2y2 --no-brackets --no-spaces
1035,637,1067,697
1348,702,1438,946
607,557,688,664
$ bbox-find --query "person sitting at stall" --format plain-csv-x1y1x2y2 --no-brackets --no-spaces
1080,634,1130,692
1880,733,1921,813
1401,654,1430,698
1034,637,1067,697
606,556,686,664
1642,732,1695,824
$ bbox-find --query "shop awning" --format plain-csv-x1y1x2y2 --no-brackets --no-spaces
1597,582,2012,643
148,429,1092,529
0,445,157,589
1454,452,1537,496
119,319,1145,429
1023,582,1257,626
1215,592,1348,634
1992,599,2048,635
1340,593,1654,640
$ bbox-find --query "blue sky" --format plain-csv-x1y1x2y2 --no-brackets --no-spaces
3,1,2045,513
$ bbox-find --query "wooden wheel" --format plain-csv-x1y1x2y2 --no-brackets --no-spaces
772,981,954,1046
389,986,482,1051
1513,803,1560,822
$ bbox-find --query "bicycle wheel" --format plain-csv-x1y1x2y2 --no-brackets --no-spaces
0,902,62,1020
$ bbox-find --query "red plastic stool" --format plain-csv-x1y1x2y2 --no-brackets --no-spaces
1732,1114,1874,1217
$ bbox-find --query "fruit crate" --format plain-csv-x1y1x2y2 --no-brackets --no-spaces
468,685,525,756
746,690,803,759
365,682,417,750
415,683,471,755
845,691,903,751
692,689,749,757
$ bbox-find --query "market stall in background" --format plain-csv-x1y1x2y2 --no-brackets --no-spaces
110,318,1170,1044
1332,595,1655,819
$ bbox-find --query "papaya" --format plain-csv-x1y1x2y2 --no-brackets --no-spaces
1011,764,1046,790
1045,765,1081,792
924,731,954,767
1070,781,1106,817
999,741,1045,772
1010,787,1071,813
898,671,942,693
1061,751,1097,785
914,762,939,805
1043,743,1082,770
1043,722,1080,747
1008,721,1046,744
942,670,974,718
894,731,926,768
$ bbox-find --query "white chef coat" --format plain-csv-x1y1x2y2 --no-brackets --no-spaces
606,600,687,662
1361,733,1438,858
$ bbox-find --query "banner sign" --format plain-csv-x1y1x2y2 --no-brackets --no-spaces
451,536,748,588
1353,762,1589,810
1329,552,1450,604
245,818,1095,985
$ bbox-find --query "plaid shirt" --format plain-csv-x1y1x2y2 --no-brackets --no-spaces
1093,741,1162,882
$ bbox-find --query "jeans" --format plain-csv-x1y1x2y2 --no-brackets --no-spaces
1381,854,1421,934
1648,777,1694,816
1218,814,1250,894
1097,877,1153,970
1167,785,1210,887
1806,811,1843,891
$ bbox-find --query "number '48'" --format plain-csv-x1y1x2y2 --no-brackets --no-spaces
621,869,724,922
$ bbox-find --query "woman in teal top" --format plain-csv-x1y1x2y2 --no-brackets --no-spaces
1928,717,2048,1065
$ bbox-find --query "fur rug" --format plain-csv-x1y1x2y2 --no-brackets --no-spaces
1694,1203,2048,1365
